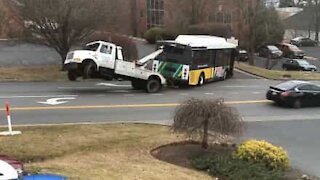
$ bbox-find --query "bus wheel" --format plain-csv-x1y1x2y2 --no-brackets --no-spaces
145,79,162,93
222,70,227,80
198,73,205,86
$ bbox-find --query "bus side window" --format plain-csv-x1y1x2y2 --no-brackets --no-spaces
193,50,210,66
210,50,216,67
215,50,224,67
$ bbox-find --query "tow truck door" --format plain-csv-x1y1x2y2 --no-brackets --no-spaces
98,44,115,69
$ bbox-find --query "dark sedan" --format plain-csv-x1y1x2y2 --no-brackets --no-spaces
258,45,283,59
282,59,317,71
266,80,320,108
290,37,318,47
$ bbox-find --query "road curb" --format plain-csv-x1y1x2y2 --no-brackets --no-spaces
234,68,267,80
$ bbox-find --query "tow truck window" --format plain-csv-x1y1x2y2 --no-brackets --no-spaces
84,43,99,51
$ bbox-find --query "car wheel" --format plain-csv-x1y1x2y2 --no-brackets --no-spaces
198,73,205,86
83,62,95,79
145,79,161,93
293,99,302,108
67,70,78,81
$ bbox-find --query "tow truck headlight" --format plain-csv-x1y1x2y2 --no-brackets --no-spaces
73,58,81,62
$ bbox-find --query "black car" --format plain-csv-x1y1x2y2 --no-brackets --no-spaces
266,80,320,108
258,45,283,59
282,59,317,71
290,37,318,47
236,49,249,62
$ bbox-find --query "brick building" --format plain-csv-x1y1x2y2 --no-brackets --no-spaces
128,0,255,39
0,0,255,40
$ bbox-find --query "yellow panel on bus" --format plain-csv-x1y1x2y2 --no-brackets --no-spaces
188,68,214,85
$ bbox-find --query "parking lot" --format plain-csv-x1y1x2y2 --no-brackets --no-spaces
254,46,320,71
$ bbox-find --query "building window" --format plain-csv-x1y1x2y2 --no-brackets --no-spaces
147,0,164,29
224,13,231,24
216,12,223,23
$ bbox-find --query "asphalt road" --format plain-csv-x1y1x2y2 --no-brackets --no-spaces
0,79,320,176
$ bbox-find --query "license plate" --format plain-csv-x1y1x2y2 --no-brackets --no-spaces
272,92,277,95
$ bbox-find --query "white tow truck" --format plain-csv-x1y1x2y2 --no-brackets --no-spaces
63,41,166,93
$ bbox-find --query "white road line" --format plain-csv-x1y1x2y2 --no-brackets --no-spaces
151,93,164,96
96,83,131,87
205,93,214,95
0,95,78,99
253,92,262,94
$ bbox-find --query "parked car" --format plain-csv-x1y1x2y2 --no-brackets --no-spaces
23,174,68,180
0,160,19,180
258,45,283,59
290,37,318,47
236,48,249,62
276,43,305,59
266,80,320,108
0,155,24,177
282,59,317,71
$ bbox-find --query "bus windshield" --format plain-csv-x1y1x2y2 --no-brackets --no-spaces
156,45,192,64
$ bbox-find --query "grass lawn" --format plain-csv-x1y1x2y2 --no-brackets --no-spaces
0,123,211,180
0,65,67,82
235,62,320,80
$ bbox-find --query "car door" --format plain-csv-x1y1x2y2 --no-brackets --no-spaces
297,85,315,106
310,85,320,106
287,60,295,70
292,60,300,70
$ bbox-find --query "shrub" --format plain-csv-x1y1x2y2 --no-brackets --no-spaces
233,139,290,170
173,98,245,149
192,154,285,180
143,27,165,44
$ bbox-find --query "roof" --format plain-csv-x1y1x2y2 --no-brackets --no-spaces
173,35,237,49
284,10,313,30
86,41,117,47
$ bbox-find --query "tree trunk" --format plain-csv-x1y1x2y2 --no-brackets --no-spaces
202,119,209,149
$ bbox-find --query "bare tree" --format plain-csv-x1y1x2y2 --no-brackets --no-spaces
236,0,284,65
17,0,112,66
172,98,245,149
304,0,320,42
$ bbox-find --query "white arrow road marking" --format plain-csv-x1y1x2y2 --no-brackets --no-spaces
37,97,76,105
96,83,131,87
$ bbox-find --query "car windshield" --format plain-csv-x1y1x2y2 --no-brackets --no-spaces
297,60,310,66
292,37,303,41
83,43,100,51
267,46,279,51
288,45,300,51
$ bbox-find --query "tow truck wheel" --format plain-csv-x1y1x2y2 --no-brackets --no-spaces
145,79,161,93
67,70,78,81
83,62,95,79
